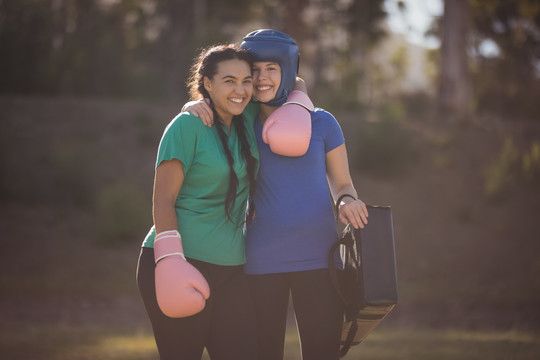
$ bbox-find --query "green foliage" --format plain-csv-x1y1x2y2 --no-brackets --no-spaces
95,180,151,246
354,104,417,177
522,141,540,186
49,140,98,207
484,138,519,199
484,139,540,199
390,45,409,81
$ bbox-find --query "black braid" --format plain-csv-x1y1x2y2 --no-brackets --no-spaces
212,107,239,223
233,114,257,223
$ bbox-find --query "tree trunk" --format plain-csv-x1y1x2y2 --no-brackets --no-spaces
438,0,473,121
283,0,310,42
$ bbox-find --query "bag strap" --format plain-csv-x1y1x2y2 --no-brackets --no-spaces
332,194,362,359
329,193,361,305
327,227,354,305
339,319,359,358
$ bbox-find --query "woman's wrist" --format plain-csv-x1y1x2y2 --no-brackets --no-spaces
336,194,356,212
337,193,356,205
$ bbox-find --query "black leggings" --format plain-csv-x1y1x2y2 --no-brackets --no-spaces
136,247,257,360
247,269,344,360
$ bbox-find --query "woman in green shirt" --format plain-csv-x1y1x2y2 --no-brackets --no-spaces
136,44,259,360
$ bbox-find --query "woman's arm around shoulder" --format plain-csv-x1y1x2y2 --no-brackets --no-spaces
181,98,214,127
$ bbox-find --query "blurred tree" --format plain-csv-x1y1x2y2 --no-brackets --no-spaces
469,0,540,120
295,0,387,109
438,0,473,121
0,0,388,105
0,0,256,99
0,0,159,97
283,0,310,39
340,0,388,107
432,0,540,121
0,0,57,93
151,0,256,99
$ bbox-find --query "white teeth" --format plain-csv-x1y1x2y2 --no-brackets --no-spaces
229,98,243,103
257,86,272,91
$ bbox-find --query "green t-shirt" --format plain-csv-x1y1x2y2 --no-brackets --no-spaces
142,104,259,265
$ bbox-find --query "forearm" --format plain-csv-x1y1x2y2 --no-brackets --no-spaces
153,201,178,234
331,184,358,204
181,99,203,113
152,159,184,234
326,146,368,228
326,144,358,204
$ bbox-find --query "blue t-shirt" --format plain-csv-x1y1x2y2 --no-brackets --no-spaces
244,108,345,274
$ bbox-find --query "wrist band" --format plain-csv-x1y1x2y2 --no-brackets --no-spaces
335,194,356,214
336,194,356,205
154,230,186,263
156,252,186,263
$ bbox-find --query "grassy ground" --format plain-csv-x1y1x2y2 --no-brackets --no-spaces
2,323,540,360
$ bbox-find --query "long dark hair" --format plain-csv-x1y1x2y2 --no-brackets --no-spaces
186,44,257,223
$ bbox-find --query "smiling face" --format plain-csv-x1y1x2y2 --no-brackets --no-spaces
204,58,253,122
252,61,282,104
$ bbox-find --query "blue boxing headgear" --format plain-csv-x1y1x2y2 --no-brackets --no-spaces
241,29,299,107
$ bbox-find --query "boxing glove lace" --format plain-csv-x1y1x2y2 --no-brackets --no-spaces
154,230,210,318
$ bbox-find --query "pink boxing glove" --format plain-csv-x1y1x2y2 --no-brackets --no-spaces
154,230,210,318
262,91,314,157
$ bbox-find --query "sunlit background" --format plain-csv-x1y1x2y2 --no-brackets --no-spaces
1,0,540,359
